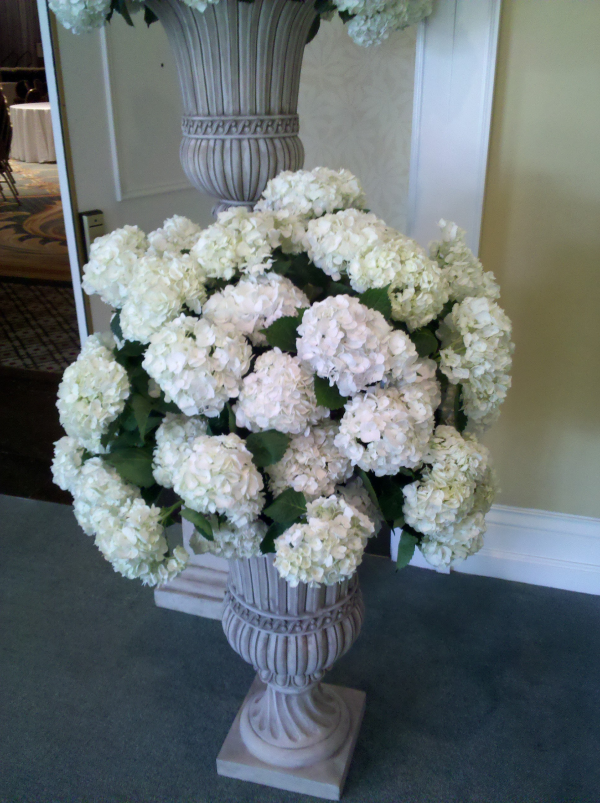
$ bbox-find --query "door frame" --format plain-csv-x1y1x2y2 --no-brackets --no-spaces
36,0,89,343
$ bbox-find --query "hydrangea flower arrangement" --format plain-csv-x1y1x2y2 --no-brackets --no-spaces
49,0,433,47
52,166,513,588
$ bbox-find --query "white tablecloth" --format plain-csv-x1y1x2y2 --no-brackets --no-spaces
9,102,56,163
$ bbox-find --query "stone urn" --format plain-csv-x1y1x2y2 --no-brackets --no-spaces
145,0,318,213
217,555,366,800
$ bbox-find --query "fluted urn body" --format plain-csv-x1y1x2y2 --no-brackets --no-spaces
222,556,364,769
145,0,318,213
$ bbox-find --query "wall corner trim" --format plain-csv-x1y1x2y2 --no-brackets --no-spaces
392,505,600,596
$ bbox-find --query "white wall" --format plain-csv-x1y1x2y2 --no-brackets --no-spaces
299,18,416,233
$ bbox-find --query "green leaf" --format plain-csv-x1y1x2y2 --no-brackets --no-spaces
227,403,237,434
377,485,406,522
111,311,123,341
410,328,439,358
325,281,356,298
128,364,149,396
359,286,392,320
245,430,290,468
130,393,153,442
306,13,320,43
357,469,379,507
260,521,288,554
454,384,468,433
117,0,134,26
144,4,158,25
264,488,307,525
313,375,348,410
182,508,214,540
104,447,154,487
153,395,180,414
205,405,230,436
116,340,146,358
262,313,304,353
396,531,418,569
393,515,405,529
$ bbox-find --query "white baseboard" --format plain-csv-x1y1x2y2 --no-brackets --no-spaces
390,504,600,596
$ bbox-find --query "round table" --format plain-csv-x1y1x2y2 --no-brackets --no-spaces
9,102,56,163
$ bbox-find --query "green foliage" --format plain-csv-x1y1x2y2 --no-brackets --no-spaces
261,312,305,353
396,531,418,569
313,375,348,410
306,14,320,43
264,488,307,525
205,404,233,436
245,430,290,468
182,508,214,540
110,311,123,341
357,468,379,507
324,281,356,298
143,5,158,25
104,446,155,487
260,521,288,554
359,286,392,320
454,384,468,433
130,393,153,442
410,327,439,358
270,250,330,295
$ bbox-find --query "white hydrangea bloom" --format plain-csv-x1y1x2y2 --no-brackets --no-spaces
147,215,203,255
346,0,433,47
142,314,252,417
152,414,208,488
191,207,280,281
202,272,309,346
92,496,189,586
418,465,496,570
119,253,207,343
49,0,110,34
274,495,374,587
335,476,383,534
82,225,147,309
438,296,514,429
57,333,130,453
172,433,264,528
51,436,85,493
71,457,140,536
402,425,495,568
235,349,329,434
180,0,221,13
385,238,450,330
256,167,366,220
430,220,500,303
266,421,353,500
335,377,437,475
296,295,417,397
190,520,267,560
303,209,393,281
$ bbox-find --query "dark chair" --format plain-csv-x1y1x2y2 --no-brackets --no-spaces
25,88,43,103
0,90,19,204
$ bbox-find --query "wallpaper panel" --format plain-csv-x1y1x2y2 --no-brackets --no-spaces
298,18,417,232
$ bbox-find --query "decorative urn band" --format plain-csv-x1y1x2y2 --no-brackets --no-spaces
145,0,317,213
222,556,364,769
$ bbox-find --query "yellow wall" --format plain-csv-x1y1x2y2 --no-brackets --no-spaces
480,0,600,517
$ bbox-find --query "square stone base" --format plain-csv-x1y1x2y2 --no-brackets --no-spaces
217,677,366,801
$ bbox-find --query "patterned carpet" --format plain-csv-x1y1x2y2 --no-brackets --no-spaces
0,161,71,282
0,278,79,373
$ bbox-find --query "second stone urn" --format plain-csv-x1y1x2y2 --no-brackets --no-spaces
217,555,366,800
146,0,318,213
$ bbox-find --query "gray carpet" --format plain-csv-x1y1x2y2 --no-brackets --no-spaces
2,494,599,803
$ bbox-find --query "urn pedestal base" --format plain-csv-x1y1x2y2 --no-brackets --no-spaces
217,676,366,801
154,522,228,620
